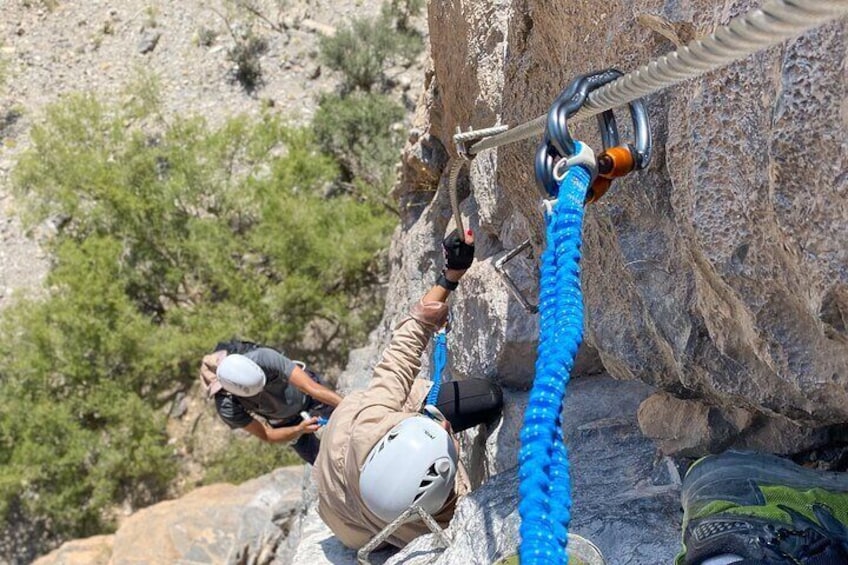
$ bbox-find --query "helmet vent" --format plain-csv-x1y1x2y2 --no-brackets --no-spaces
424,463,438,479
413,463,440,504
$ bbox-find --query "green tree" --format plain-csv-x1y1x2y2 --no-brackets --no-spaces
1,90,395,540
12,93,392,355
0,272,178,537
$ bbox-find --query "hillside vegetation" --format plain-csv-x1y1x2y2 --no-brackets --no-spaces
0,0,424,549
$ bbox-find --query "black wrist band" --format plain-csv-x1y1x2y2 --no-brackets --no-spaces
436,271,459,291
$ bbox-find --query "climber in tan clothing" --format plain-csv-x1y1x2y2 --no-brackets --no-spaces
313,229,504,549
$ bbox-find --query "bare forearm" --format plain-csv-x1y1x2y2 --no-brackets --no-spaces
290,367,343,407
265,425,303,443
244,420,301,443
308,386,343,407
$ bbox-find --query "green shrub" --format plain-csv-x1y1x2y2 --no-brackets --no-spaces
12,93,392,353
319,4,423,92
200,435,301,485
228,31,268,92
122,66,163,121
0,304,177,537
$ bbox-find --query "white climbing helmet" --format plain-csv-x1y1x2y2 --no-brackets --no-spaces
216,354,266,397
359,416,458,523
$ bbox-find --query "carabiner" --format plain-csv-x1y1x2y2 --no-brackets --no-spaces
536,70,619,198
535,69,652,203
595,71,651,171
586,70,652,203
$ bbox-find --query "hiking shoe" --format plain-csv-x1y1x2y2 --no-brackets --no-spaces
677,451,848,564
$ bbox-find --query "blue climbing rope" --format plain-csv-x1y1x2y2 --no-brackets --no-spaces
518,154,591,564
426,329,448,407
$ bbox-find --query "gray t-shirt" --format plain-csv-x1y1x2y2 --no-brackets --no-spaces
215,347,308,428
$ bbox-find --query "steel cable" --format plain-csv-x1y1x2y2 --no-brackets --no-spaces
456,0,847,155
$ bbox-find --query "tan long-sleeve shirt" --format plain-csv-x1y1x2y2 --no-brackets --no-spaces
312,300,470,549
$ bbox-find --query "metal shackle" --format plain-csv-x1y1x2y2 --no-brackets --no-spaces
594,70,652,172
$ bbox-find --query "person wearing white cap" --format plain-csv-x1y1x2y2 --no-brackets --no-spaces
200,343,342,464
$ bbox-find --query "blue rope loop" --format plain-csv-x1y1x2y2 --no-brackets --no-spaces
519,151,591,565
426,329,449,408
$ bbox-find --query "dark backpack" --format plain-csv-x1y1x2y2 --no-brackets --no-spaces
213,339,274,355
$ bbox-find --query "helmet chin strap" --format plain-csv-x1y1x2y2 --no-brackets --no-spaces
422,404,447,423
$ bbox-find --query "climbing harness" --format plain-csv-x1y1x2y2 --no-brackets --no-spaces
422,313,450,417
517,161,586,563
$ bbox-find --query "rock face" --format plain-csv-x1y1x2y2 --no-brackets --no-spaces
307,1,845,562
410,0,847,437
29,536,114,565
380,375,683,565
32,467,307,565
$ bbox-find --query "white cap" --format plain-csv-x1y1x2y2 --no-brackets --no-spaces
359,416,457,522
216,354,266,397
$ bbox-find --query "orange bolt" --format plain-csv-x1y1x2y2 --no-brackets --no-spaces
597,146,636,178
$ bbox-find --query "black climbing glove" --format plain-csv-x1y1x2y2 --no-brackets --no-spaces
442,229,475,271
